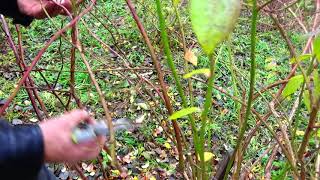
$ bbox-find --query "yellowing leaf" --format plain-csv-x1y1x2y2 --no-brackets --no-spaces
296,130,305,136
191,0,241,55
164,142,171,149
184,49,198,66
111,170,120,176
150,177,156,180
282,75,304,97
198,152,215,162
169,107,201,120
183,68,211,79
204,152,215,162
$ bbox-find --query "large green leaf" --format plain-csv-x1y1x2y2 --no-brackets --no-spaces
190,0,241,55
282,75,304,97
313,36,320,62
169,107,201,120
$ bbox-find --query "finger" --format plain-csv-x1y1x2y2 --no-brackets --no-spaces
29,1,56,18
39,0,72,18
63,109,91,127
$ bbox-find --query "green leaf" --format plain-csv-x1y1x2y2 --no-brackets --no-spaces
289,54,312,64
314,70,320,99
183,68,210,79
303,90,311,112
190,0,241,55
313,36,320,62
169,107,201,120
282,75,304,97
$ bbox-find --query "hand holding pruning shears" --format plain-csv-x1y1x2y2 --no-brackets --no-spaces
39,110,106,163
39,109,132,163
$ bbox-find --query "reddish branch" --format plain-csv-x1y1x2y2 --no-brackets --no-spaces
0,16,47,120
252,80,288,100
264,145,279,180
1,67,158,73
298,100,320,173
241,143,275,178
15,25,50,118
303,0,320,53
69,25,83,109
268,12,297,58
126,0,185,171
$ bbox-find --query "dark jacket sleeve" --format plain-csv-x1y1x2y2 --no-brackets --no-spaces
0,119,44,179
0,0,33,26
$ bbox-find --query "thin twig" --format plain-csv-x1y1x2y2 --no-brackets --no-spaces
265,145,279,180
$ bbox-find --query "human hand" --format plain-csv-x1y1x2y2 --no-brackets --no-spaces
17,0,72,19
39,109,106,163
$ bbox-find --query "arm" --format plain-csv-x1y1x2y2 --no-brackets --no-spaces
0,119,44,179
0,0,33,26
0,110,105,179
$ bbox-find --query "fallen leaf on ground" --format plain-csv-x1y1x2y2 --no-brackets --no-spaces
141,161,150,169
29,118,38,123
184,49,198,66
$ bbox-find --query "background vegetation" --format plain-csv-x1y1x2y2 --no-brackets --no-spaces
0,0,319,179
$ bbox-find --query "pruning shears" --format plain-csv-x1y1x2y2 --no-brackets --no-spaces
71,118,132,144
